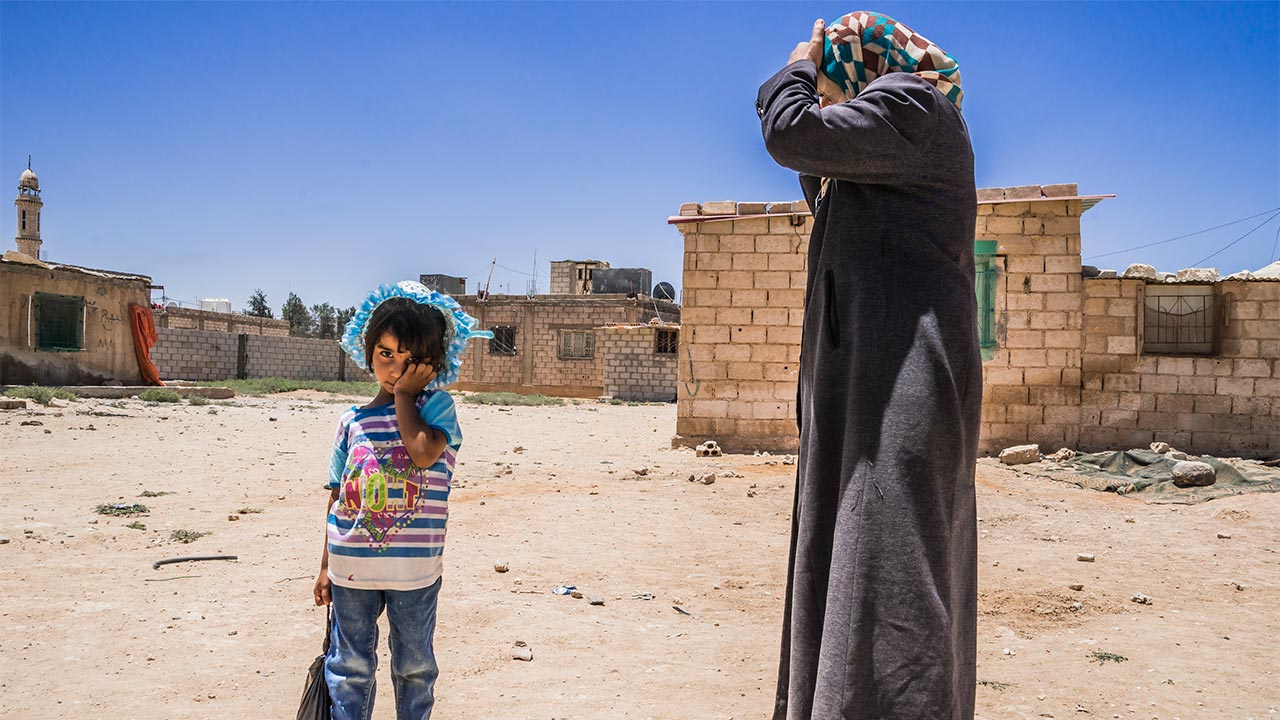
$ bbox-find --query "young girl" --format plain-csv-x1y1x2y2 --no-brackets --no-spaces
313,281,491,720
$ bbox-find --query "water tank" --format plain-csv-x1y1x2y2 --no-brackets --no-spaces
591,268,652,295
200,298,232,313
419,274,467,296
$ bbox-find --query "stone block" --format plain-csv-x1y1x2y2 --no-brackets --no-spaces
1106,336,1136,355
985,217,1023,235
737,202,768,215
1217,377,1256,396
976,187,1005,201
1122,264,1156,281
1040,183,1078,198
999,444,1041,465
701,201,736,215
1004,185,1042,200
1007,255,1045,274
1174,267,1219,283
679,202,700,216
755,235,794,254
1171,461,1216,487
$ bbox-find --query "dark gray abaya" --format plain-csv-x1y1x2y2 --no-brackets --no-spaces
757,60,981,720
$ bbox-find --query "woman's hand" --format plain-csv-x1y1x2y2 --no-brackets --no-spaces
393,361,437,397
313,571,332,606
788,18,825,68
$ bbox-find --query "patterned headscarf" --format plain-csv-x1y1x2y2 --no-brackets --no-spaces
821,11,963,109
340,281,493,390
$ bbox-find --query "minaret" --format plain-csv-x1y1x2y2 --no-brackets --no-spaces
15,156,43,259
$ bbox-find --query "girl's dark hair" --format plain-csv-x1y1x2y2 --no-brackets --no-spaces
363,298,448,370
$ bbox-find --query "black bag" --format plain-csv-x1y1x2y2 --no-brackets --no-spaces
296,608,333,720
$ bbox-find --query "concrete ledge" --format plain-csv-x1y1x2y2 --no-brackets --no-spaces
1,385,237,400
454,382,602,399
670,433,799,455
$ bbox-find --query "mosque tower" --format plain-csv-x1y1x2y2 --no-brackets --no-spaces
15,156,43,259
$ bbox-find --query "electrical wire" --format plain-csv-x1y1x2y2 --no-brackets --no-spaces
1084,206,1280,260
493,261,548,278
1188,210,1280,267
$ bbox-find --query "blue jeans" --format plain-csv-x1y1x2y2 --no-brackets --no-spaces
325,578,441,720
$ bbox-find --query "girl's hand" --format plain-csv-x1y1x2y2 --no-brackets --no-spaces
789,19,825,68
393,361,437,397
313,571,332,606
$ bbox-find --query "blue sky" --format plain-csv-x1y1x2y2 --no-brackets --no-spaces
2,1,1277,313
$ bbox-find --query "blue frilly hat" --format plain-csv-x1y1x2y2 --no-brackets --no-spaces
340,281,493,391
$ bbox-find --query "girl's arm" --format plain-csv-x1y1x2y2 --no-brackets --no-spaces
313,486,338,606
393,361,447,468
395,392,448,468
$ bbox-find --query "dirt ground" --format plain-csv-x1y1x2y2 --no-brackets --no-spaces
0,394,1276,719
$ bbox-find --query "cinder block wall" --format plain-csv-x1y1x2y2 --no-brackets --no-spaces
1080,278,1279,456
974,189,1085,453
673,187,1086,455
152,329,368,382
244,334,365,381
600,325,679,402
154,307,289,336
152,327,238,381
673,201,811,452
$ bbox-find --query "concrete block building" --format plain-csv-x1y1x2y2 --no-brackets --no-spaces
670,185,1280,458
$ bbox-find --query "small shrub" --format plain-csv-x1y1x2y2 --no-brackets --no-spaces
187,395,209,406
977,680,1010,692
1089,651,1128,665
237,507,263,514
170,529,208,544
96,503,148,517
4,386,77,405
125,521,146,530
139,490,172,497
207,407,219,415
140,388,182,403
463,392,564,407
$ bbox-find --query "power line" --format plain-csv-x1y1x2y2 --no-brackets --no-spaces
1084,206,1280,260
493,261,548,278
1271,221,1280,264
1189,210,1280,267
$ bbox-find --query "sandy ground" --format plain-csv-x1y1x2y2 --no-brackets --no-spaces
0,394,1276,720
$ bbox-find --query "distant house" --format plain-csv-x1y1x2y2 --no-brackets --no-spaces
1,163,155,385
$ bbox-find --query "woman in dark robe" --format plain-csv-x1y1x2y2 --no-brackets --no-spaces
757,11,981,719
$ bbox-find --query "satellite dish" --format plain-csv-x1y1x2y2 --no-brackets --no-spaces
653,282,675,301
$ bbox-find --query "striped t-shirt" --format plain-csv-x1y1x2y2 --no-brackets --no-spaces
326,390,460,591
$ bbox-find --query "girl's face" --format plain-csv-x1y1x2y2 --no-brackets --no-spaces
369,331,419,395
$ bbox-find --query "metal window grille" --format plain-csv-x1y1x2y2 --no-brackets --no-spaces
655,329,678,355
34,292,85,351
489,325,517,355
559,330,594,359
1143,286,1216,355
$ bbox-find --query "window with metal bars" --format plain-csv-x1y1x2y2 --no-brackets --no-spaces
488,325,517,355
655,329,678,355
1143,285,1217,355
34,293,85,351
559,330,594,359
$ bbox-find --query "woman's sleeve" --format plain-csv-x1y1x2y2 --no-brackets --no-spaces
757,61,939,184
